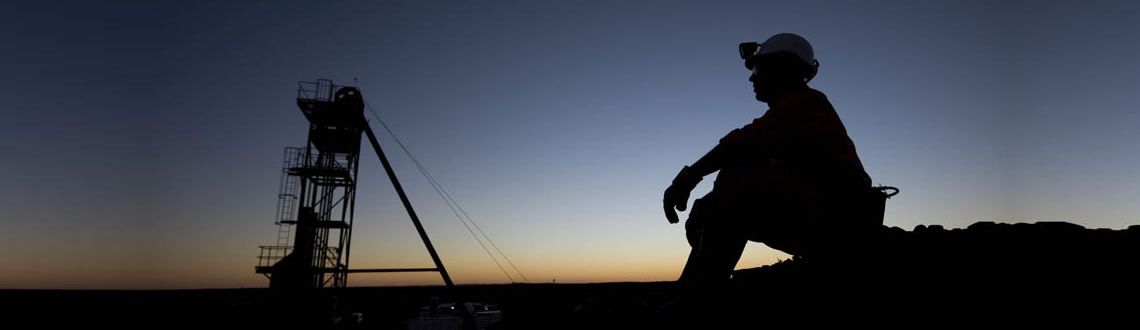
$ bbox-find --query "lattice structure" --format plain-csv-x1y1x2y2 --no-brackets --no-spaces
256,79,453,290
256,79,363,289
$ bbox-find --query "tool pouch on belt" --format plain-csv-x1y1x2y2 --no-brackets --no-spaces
815,185,898,257
849,185,899,231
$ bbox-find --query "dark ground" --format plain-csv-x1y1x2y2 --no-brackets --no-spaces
4,221,1138,329
1,282,675,329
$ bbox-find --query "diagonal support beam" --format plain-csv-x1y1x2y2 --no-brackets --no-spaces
362,121,455,288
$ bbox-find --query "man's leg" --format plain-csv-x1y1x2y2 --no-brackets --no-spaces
685,227,748,284
677,194,748,282
668,223,748,318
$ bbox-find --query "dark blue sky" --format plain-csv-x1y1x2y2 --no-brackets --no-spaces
3,0,1139,288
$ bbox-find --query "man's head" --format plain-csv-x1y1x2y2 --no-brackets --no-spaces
740,33,819,103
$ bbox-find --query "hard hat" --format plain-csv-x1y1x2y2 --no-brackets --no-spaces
739,33,820,82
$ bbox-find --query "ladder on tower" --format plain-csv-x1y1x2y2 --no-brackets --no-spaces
275,147,303,246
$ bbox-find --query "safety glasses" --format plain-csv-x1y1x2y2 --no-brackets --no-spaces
738,42,760,60
739,42,761,71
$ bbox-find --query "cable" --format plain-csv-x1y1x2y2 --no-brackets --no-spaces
361,97,510,281
423,167,515,283
371,108,514,282
360,95,529,283
415,157,530,283
359,95,529,282
440,185,531,283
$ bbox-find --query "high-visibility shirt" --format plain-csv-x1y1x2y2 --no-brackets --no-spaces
714,87,871,202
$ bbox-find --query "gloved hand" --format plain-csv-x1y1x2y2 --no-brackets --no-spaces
663,166,702,224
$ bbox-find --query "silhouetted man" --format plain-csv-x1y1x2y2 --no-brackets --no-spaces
662,33,873,308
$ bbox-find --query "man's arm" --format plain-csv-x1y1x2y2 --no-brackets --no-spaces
688,138,730,179
663,110,781,223
663,136,738,224
688,117,768,179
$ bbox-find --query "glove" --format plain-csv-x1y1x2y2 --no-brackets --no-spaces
663,166,702,224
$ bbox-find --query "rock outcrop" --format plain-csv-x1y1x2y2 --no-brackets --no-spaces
726,221,1140,324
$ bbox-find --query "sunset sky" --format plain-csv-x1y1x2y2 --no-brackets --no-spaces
3,0,1139,289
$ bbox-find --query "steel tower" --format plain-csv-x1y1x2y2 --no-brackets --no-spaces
256,79,453,289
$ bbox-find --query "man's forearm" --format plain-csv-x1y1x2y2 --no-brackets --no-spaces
688,142,727,178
